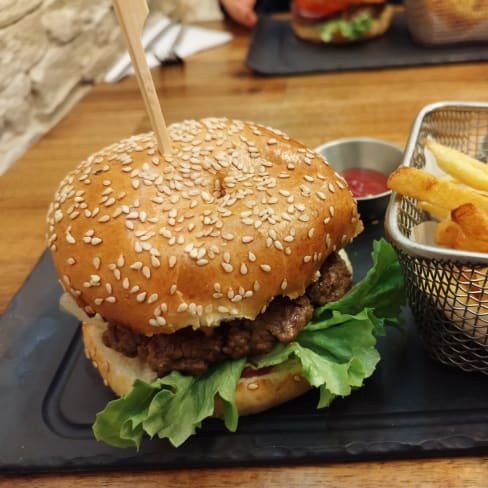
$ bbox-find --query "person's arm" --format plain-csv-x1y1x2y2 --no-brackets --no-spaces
220,0,257,28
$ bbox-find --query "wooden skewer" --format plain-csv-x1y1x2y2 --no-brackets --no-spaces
112,0,172,155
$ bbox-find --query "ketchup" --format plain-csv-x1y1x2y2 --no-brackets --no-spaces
341,168,388,198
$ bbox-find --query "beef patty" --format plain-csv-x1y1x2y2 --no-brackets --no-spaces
102,252,352,376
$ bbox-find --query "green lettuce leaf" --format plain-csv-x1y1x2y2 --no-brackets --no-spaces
316,13,373,43
93,359,246,448
93,238,405,448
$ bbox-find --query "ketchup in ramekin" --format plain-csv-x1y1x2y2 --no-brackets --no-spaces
342,168,389,198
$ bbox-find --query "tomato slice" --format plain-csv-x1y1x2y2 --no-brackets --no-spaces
293,0,384,19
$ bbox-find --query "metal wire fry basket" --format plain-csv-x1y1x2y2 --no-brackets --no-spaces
404,0,488,45
385,101,488,374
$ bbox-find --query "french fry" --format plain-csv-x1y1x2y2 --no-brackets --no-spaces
417,201,450,221
435,220,488,253
425,139,488,192
451,203,488,241
387,166,488,214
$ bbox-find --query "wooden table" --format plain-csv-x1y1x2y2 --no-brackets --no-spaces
1,18,487,488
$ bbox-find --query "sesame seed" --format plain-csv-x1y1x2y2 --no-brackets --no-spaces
304,256,312,263
148,293,158,304
178,303,188,312
106,296,117,303
247,383,259,390
242,235,254,243
142,266,151,279
260,264,271,272
248,252,256,262
117,255,125,267
136,292,147,303
156,316,166,326
218,306,229,313
221,262,233,273
67,257,76,265
122,278,130,289
169,256,177,268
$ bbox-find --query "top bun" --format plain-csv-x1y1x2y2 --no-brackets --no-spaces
47,118,362,336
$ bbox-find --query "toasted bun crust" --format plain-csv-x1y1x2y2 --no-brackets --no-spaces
48,118,362,336
82,321,311,415
292,5,394,44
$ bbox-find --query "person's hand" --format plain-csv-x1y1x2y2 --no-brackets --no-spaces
220,0,257,28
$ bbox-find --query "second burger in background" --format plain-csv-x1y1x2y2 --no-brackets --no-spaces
291,0,394,44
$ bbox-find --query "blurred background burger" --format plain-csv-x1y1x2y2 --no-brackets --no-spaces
291,0,394,43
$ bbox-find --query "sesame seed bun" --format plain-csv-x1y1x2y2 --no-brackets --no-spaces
47,118,362,337
82,320,312,415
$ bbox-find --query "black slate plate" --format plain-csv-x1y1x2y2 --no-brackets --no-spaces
1,222,488,473
245,13,488,76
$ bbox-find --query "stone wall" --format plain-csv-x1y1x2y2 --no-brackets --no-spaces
0,0,222,175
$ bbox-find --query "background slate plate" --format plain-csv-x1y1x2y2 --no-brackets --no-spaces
245,13,488,76
1,222,488,473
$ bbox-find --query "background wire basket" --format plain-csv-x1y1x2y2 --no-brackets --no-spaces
404,0,488,45
386,101,488,374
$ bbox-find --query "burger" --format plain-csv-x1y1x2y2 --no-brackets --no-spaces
291,0,394,44
47,118,404,448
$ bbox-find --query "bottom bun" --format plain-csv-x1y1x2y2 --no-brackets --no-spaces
82,321,157,397
82,322,311,416
292,6,394,44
